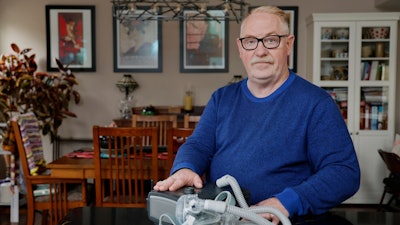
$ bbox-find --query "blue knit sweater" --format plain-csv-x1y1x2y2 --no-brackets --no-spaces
171,71,360,217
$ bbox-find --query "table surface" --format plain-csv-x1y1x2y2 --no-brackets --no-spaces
57,207,400,225
46,156,170,180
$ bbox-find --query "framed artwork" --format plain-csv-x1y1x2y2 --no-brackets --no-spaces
113,8,162,72
248,6,298,72
46,5,96,72
280,6,298,72
180,10,229,73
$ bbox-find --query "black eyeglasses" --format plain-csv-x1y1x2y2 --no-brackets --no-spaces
239,35,289,50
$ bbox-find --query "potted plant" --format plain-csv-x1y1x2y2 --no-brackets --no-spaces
0,43,81,153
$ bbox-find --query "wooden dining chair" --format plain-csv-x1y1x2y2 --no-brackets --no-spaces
183,114,201,128
166,127,194,172
11,113,88,225
132,114,177,150
378,149,400,210
92,126,158,208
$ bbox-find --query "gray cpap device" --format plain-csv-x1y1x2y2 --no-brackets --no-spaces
147,175,292,225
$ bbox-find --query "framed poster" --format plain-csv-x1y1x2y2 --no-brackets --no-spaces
46,5,96,72
180,10,229,73
113,8,162,72
280,6,298,72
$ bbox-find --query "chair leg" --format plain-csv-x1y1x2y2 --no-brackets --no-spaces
41,210,49,225
379,189,387,211
27,206,35,225
387,195,396,207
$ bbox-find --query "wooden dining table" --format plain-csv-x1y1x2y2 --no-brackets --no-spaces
46,155,171,180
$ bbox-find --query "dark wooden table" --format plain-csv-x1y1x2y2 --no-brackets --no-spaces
47,156,170,180
57,207,400,225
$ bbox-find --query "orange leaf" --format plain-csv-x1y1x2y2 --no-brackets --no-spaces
11,43,20,53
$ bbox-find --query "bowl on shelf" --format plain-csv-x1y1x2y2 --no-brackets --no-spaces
321,28,333,39
369,27,389,39
335,28,349,39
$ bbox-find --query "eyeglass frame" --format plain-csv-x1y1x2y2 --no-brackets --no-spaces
238,34,290,50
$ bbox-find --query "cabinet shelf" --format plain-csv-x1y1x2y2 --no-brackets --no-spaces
362,38,390,42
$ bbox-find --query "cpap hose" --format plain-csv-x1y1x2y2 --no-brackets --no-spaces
214,175,292,225
216,174,249,208
204,200,273,225
249,206,292,225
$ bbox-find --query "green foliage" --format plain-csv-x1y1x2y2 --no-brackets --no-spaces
0,43,81,142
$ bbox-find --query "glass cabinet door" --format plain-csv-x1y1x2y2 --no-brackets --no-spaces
316,24,353,127
360,26,390,82
319,26,350,81
359,86,388,130
358,24,391,131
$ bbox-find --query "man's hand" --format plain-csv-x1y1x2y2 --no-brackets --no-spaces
153,168,203,192
253,197,289,225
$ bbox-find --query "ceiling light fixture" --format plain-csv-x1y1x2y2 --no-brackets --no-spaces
111,0,249,23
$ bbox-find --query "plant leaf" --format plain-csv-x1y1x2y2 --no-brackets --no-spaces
55,58,65,71
11,43,20,53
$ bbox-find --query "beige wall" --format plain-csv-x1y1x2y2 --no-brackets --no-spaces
0,0,397,139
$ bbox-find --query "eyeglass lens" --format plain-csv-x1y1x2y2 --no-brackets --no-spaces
240,35,286,50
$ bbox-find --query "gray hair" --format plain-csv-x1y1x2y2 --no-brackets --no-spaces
240,6,290,36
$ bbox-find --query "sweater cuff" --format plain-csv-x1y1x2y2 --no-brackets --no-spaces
275,188,302,217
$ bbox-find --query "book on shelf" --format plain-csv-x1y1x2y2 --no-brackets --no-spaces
369,61,379,81
360,101,365,129
360,62,365,80
360,101,387,130
370,105,379,130
380,63,389,80
361,62,371,80
362,87,388,103
377,105,385,130
361,61,389,81
364,103,370,130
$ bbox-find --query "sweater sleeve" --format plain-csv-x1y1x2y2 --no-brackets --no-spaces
170,93,219,176
275,96,360,216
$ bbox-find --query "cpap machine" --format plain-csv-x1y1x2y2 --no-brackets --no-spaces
147,175,292,225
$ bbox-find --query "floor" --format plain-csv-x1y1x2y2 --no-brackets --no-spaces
0,206,42,225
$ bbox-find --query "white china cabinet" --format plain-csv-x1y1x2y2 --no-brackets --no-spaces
306,13,400,204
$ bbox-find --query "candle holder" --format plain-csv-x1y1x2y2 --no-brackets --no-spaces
116,74,139,118
183,90,193,113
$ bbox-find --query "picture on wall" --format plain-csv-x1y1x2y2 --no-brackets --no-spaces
46,5,96,72
113,8,162,72
180,10,229,73
280,6,298,72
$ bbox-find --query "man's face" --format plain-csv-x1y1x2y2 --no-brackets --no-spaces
236,12,294,83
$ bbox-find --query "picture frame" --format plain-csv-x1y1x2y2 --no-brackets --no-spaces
46,5,96,72
248,6,298,72
180,10,229,73
280,6,298,72
113,8,162,72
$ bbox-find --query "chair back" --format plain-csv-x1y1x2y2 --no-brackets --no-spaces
183,114,201,128
378,149,400,174
166,128,194,172
11,112,46,179
132,114,177,148
93,126,158,208
12,113,87,225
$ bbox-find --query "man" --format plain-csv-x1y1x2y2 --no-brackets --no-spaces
154,6,360,224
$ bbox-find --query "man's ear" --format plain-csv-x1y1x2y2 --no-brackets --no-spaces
286,35,295,56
